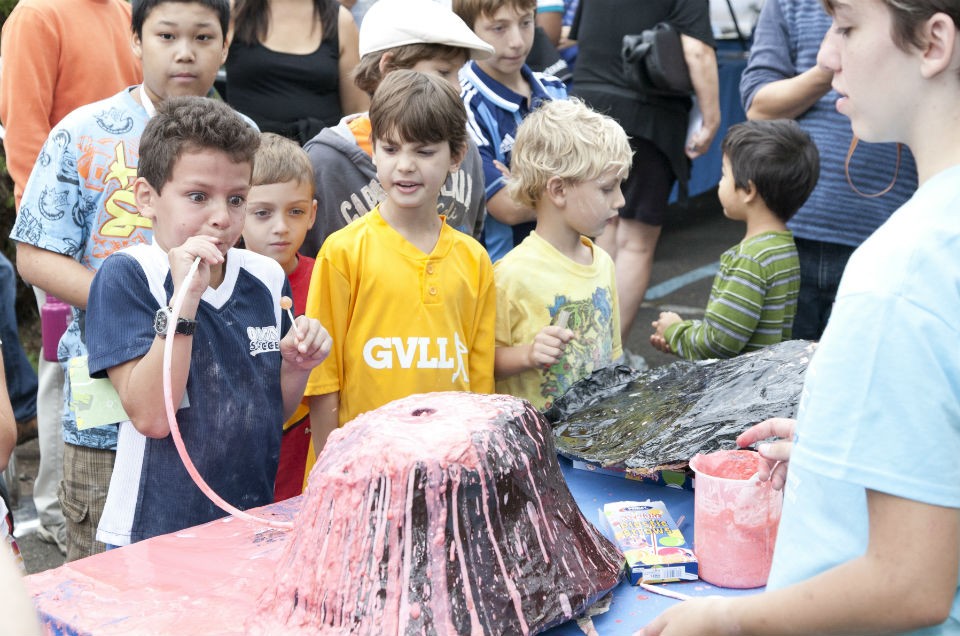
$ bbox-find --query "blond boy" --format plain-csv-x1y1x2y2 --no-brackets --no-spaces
494,99,630,410
241,133,318,500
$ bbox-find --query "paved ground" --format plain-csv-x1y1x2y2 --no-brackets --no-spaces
9,187,738,576
8,438,65,574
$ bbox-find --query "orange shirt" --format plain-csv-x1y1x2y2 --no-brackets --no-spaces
0,0,142,208
346,114,373,157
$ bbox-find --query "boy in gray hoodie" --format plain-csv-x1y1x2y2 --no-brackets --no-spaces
300,0,493,257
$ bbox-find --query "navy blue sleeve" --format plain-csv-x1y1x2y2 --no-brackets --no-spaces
86,253,159,378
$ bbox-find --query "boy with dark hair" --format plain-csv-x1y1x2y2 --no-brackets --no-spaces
300,0,494,256
495,98,631,410
9,0,235,560
454,0,568,262
85,97,331,546
651,119,818,360
241,133,318,500
305,70,495,452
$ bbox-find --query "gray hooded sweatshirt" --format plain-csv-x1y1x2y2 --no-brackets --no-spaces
301,114,487,257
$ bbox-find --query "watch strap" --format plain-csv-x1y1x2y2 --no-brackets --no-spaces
155,306,197,338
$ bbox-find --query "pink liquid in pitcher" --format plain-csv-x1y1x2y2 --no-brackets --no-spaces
689,450,782,588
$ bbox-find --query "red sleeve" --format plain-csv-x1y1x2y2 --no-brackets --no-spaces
288,254,316,316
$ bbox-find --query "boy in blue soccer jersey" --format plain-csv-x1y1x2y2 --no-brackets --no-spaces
453,0,568,262
84,97,331,546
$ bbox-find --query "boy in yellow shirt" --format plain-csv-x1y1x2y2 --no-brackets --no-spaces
306,71,496,452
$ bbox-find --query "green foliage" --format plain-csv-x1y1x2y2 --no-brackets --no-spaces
0,150,34,329
1,1,42,345
0,0,19,22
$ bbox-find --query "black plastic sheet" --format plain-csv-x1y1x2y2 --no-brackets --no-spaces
544,340,816,473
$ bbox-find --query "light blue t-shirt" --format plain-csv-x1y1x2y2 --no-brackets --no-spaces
768,165,960,634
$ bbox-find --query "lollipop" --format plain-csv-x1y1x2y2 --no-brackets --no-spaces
280,296,303,340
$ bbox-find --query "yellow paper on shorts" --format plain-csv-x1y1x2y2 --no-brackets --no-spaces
68,355,129,430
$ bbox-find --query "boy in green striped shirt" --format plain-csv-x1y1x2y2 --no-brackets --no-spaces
651,119,819,360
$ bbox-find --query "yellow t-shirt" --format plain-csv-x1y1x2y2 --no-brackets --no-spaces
305,208,496,425
494,232,622,410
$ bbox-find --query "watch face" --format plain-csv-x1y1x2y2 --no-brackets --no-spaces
155,308,169,334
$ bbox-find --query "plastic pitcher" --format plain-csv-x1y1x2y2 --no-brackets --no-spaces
41,295,71,362
689,449,782,588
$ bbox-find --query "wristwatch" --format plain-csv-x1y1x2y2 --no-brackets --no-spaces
154,307,197,339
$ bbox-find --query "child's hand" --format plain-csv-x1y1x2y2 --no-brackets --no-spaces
736,417,796,491
635,595,738,636
167,236,224,306
650,311,681,353
649,333,672,354
529,325,574,369
280,316,332,370
492,159,511,180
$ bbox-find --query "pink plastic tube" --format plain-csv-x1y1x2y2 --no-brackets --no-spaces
163,257,293,530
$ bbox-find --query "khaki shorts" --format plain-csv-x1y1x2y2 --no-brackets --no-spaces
59,444,115,562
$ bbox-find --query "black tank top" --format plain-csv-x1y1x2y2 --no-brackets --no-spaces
226,32,341,144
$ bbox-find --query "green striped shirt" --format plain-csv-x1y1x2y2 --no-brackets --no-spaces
665,231,800,360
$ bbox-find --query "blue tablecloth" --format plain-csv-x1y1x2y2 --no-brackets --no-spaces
26,453,763,635
544,456,762,635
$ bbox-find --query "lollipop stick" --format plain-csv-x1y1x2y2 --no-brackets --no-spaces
280,296,303,340
638,582,692,601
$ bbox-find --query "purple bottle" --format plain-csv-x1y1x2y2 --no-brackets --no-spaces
41,295,71,362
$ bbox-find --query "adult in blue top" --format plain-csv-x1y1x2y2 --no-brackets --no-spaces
739,0,917,340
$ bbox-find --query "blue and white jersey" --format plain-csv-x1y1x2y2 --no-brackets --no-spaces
86,242,289,545
536,0,564,13
459,61,567,262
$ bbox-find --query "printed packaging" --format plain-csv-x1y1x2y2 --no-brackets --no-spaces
602,500,698,584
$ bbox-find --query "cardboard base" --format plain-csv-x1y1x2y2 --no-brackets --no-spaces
26,498,299,635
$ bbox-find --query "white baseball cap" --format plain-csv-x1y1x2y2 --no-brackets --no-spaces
359,0,495,60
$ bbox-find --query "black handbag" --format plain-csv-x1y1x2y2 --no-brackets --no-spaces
622,22,693,97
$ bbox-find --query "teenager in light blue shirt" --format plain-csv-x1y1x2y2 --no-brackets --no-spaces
642,3,960,634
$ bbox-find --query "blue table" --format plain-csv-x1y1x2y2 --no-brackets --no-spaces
544,457,762,635
26,455,762,635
